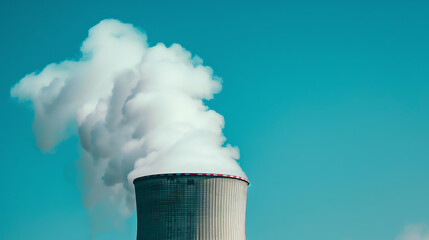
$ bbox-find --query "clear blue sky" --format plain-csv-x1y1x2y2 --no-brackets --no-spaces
1,0,429,239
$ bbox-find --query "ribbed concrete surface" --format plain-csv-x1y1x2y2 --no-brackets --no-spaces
134,175,249,240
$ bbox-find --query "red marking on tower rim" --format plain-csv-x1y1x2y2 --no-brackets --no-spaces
134,173,250,184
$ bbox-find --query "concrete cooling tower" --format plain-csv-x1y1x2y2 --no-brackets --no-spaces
133,173,249,240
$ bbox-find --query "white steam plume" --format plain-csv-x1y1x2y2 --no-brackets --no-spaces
11,19,245,230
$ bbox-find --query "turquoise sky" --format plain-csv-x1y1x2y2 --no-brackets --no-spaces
2,0,429,239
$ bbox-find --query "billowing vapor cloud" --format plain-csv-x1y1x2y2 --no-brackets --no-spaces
11,19,245,230
397,224,429,240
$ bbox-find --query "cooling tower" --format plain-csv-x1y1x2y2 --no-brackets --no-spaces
133,173,249,240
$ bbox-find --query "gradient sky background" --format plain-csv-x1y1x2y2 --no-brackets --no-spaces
1,0,429,239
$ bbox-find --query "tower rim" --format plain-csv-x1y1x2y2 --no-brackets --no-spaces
133,172,250,185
